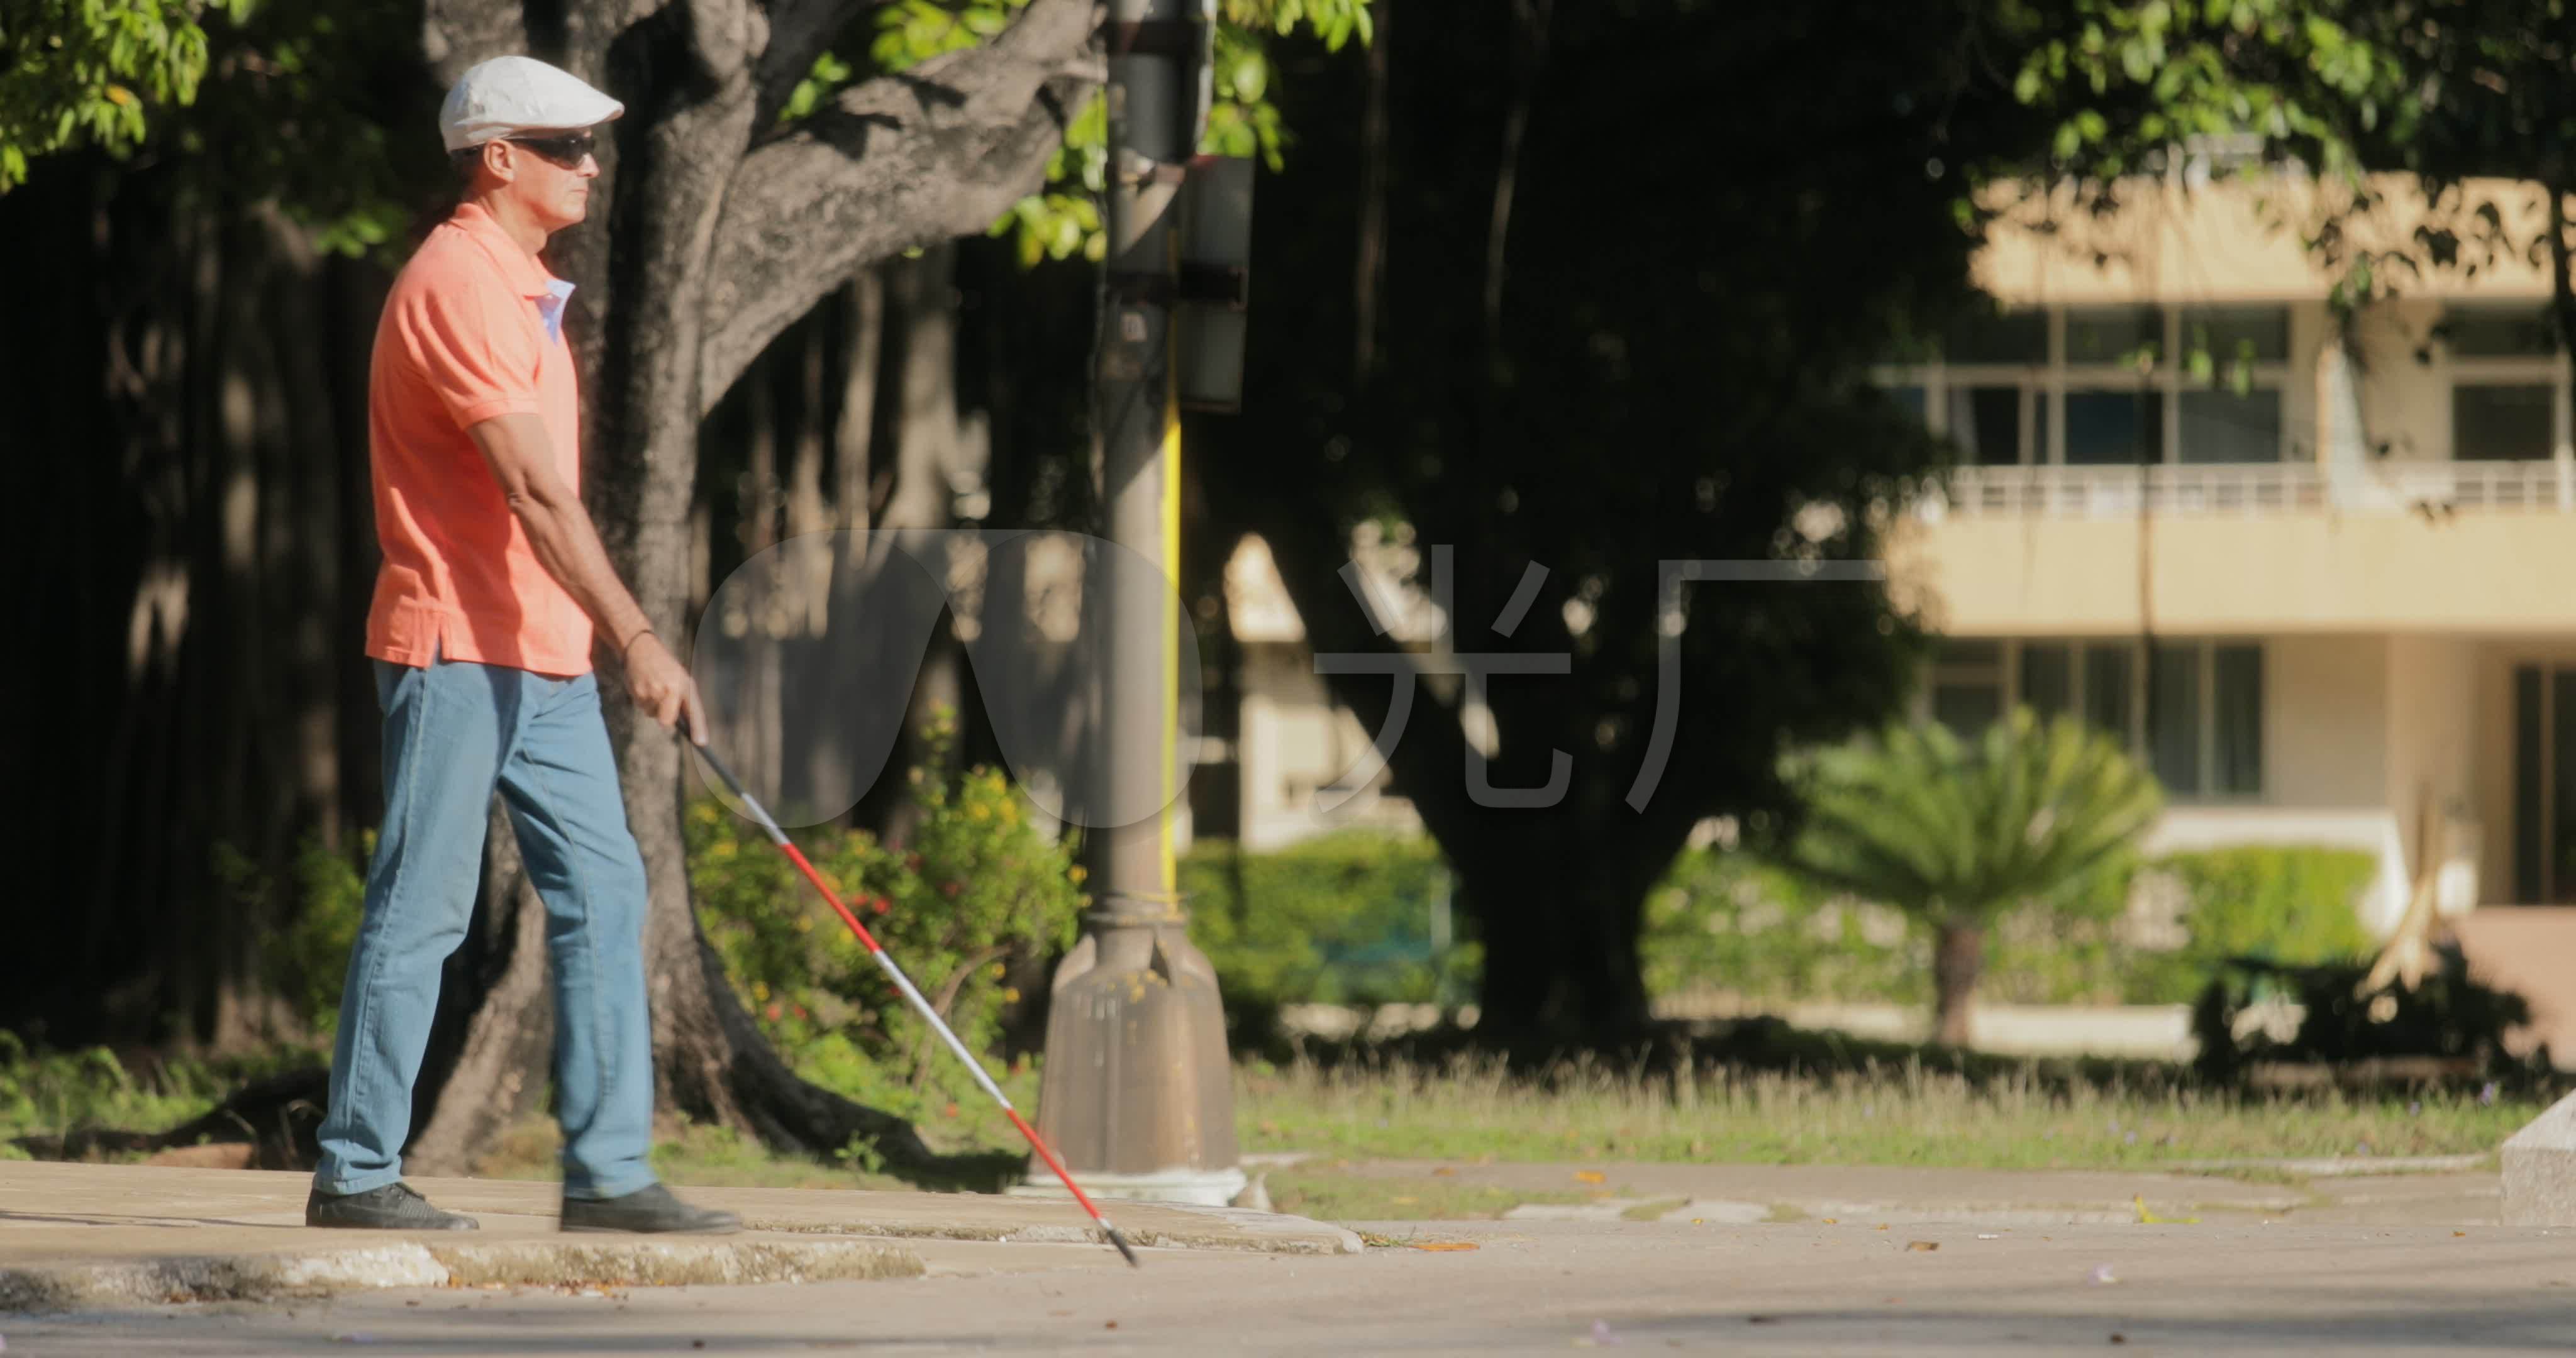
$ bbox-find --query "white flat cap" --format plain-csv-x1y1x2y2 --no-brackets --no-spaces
440,55,624,152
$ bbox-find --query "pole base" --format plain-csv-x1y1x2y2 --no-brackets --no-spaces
1007,1164,1249,1208
1027,903,1242,1195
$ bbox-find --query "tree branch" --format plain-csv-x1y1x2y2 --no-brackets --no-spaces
696,0,1098,415
754,0,896,126
420,0,532,86
688,0,763,86
908,943,1012,1090
1484,0,1551,373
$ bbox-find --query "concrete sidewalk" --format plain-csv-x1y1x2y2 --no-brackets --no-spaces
1304,1156,2504,1227
13,1217,2576,1355
0,1162,1360,1311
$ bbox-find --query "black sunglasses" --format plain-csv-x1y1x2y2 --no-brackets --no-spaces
507,131,596,168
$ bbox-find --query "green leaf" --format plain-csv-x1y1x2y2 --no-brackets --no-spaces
1230,54,1268,104
2118,40,2154,84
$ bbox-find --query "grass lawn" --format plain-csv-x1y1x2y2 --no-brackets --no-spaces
5,1039,2555,1200
602,1051,2541,1205
1233,1053,2546,1171
0,1038,326,1161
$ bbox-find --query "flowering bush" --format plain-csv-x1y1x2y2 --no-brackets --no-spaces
689,714,1085,1121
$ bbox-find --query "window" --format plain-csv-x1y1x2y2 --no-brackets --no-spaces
2082,642,2134,740
1930,639,2006,734
1909,307,2050,469
2447,304,2557,358
2182,306,2290,364
2214,645,2263,795
2454,384,2555,461
1879,302,2290,467
2446,304,2565,463
1945,310,2047,365
2018,639,2141,751
2020,643,2073,719
2143,639,2262,798
1925,637,2261,798
1933,683,2004,734
2064,307,2167,468
2067,307,2162,365
1946,385,2028,466
2511,665,2576,903
2172,307,2290,462
2148,645,2202,793
2065,390,2163,465
2179,388,2284,464
2518,668,2545,902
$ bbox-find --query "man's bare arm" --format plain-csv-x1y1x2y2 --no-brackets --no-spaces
467,412,708,741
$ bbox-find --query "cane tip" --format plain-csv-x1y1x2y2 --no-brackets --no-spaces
1106,1225,1141,1268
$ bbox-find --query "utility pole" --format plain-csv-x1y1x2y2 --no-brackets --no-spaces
1024,0,1245,1207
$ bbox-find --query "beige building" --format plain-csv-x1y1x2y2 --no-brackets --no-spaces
1219,173,2576,949
1887,174,2576,944
1216,532,1437,851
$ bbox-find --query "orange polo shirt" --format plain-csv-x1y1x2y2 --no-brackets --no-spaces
362,202,594,676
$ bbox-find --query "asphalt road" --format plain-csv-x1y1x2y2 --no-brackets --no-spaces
10,1217,2576,1355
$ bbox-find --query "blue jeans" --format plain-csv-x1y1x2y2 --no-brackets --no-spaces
313,649,658,1201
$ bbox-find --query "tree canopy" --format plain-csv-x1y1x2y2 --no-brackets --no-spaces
2004,1,2576,325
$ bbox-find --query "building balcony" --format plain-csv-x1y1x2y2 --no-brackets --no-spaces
1888,459,2576,635
1928,459,2576,520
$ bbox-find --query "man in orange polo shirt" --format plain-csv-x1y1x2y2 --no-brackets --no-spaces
309,55,733,1235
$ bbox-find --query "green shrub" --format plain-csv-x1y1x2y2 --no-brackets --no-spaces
1643,844,2378,1008
216,835,369,1035
2155,846,2376,974
1181,832,1475,1029
1640,850,1926,1004
689,713,1085,1124
0,1032,322,1151
278,836,367,1030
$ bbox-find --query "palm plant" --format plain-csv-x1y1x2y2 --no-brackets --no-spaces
1779,708,2163,1047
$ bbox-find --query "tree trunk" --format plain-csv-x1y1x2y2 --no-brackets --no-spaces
731,349,789,795
836,270,886,533
1467,854,1652,1041
1930,918,1984,1049
849,243,965,845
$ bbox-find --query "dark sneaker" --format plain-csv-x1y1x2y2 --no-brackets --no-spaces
560,1183,741,1235
306,1181,480,1231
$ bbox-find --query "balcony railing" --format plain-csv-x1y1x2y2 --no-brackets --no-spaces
1926,460,2576,519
